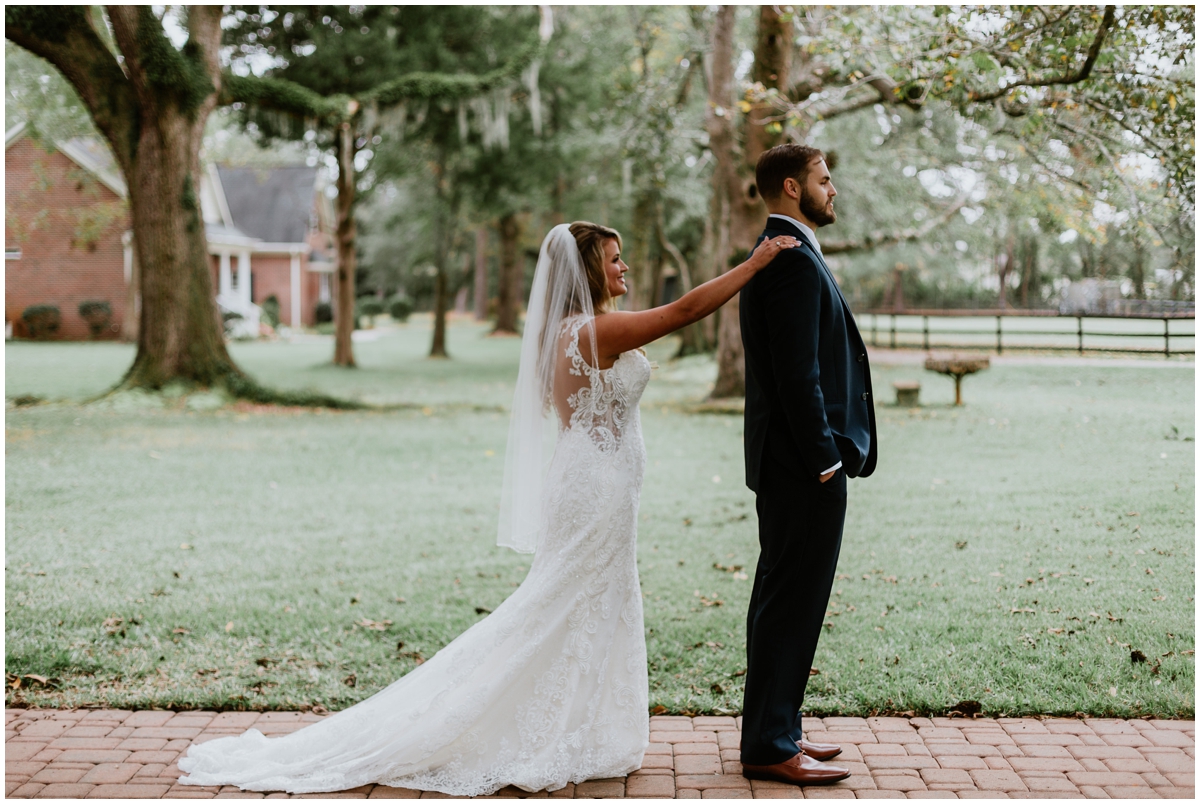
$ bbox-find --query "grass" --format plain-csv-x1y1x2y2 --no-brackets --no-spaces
5,315,1195,717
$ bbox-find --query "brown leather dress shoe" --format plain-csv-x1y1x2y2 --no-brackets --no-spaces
741,751,850,786
797,737,842,761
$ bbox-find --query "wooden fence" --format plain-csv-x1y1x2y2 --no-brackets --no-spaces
857,310,1196,357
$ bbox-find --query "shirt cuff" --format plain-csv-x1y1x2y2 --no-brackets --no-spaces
820,461,842,476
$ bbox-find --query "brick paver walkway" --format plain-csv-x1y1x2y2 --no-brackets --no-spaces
5,710,1194,799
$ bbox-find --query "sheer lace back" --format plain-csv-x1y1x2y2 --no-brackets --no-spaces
552,316,651,452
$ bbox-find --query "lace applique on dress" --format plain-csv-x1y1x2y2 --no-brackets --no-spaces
178,317,653,797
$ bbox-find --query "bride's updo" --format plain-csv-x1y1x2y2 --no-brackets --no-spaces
569,221,622,313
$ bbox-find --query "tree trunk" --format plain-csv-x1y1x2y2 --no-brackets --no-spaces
430,265,449,357
1131,237,1145,299
710,5,790,399
333,123,358,367
997,228,1014,310
493,213,522,334
430,151,453,358
119,105,238,388
474,226,488,320
627,195,656,311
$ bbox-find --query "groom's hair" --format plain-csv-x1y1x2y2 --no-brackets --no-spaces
756,144,826,202
570,221,622,312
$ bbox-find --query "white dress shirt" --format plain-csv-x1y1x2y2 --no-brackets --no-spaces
769,213,821,254
767,214,841,477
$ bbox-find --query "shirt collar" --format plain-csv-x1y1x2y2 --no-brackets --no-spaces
768,213,821,253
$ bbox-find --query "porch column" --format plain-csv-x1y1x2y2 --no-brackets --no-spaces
290,251,302,328
237,250,252,306
218,250,232,297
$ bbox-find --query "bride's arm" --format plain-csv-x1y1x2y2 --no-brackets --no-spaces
593,235,798,360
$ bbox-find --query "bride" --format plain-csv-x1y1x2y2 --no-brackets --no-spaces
179,222,796,795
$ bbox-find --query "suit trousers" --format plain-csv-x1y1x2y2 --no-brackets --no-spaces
740,457,847,766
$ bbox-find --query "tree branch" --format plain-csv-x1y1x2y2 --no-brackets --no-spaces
219,73,352,124
822,193,970,254
364,39,542,107
106,6,213,114
967,6,1116,103
4,6,137,171
655,199,693,292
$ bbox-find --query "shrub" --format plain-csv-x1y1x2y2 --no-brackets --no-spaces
221,310,243,336
260,295,281,328
78,300,112,338
315,301,333,324
356,298,384,330
21,305,61,340
389,295,414,322
356,298,385,318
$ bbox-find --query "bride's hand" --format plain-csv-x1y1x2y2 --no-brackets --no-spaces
746,235,799,271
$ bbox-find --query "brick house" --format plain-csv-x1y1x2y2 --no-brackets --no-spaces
5,121,335,340
5,122,132,340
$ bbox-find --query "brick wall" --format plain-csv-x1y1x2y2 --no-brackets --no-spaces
5,137,130,340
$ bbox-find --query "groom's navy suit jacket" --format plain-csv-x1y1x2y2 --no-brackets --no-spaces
740,217,877,491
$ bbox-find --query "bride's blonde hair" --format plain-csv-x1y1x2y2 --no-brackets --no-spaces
569,221,622,313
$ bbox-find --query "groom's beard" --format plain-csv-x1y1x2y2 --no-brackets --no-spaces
801,188,836,227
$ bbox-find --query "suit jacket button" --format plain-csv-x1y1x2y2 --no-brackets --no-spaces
861,392,869,400
858,353,865,363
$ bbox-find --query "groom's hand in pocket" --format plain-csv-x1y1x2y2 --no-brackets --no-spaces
819,469,836,483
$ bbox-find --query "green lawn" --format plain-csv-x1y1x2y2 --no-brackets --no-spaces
5,316,1195,717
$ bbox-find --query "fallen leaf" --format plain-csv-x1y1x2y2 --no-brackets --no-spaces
393,597,407,604
951,700,982,717
179,543,193,550
1131,650,1147,664
809,668,820,676
343,673,357,688
650,705,668,716
225,621,234,632
1047,628,1064,635
172,627,190,635
355,619,394,631
474,607,491,615
1011,607,1036,615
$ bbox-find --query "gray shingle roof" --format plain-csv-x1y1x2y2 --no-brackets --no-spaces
215,165,317,244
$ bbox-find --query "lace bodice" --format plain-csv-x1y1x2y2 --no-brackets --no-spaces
553,316,652,450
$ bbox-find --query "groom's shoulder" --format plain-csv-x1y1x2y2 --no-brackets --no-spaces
759,233,821,274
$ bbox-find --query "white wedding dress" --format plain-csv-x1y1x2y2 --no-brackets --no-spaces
179,318,652,796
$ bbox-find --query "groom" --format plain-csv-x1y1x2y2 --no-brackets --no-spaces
737,144,877,786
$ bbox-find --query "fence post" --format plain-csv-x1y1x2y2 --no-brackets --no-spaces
890,314,896,349
995,315,1002,355
1164,317,1170,357
1077,316,1084,355
923,315,929,351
